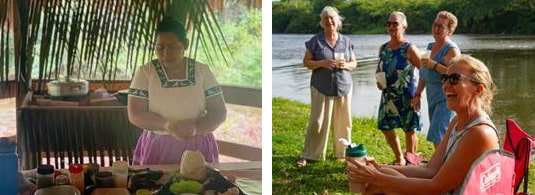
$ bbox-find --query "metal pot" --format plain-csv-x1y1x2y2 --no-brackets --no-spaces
47,78,89,97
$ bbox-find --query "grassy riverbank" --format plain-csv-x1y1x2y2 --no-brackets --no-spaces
272,97,535,194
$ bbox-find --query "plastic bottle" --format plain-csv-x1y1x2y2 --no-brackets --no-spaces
69,164,84,194
36,164,55,189
346,143,368,193
0,138,18,195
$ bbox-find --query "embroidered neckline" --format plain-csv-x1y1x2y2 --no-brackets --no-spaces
152,59,196,88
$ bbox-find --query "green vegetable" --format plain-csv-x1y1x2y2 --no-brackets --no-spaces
169,180,203,195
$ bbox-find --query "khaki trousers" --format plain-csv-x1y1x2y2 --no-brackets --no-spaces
301,86,352,160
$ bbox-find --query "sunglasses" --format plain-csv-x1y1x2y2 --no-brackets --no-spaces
440,73,479,85
432,22,448,30
386,21,399,27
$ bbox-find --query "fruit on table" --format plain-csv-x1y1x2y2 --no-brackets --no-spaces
136,189,151,195
169,180,203,195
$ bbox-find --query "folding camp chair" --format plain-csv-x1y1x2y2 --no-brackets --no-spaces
504,119,535,195
458,149,516,195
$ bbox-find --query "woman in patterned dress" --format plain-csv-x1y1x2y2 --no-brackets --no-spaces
127,18,227,165
376,11,422,166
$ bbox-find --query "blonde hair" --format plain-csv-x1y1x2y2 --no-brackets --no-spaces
450,55,495,114
319,6,344,31
390,11,408,28
437,11,458,34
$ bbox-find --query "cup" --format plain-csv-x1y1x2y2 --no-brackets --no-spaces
375,72,387,90
421,49,430,59
346,144,368,193
334,52,345,67
113,161,128,188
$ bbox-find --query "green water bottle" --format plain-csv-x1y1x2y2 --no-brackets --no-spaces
346,144,367,193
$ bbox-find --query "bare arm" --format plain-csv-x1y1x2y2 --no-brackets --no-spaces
407,44,422,69
387,119,454,178
303,50,335,70
423,47,460,74
354,123,498,194
195,94,227,134
127,96,169,132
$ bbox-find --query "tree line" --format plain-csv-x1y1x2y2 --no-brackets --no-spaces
273,0,535,34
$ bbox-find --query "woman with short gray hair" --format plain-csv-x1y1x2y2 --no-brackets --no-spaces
297,5,357,167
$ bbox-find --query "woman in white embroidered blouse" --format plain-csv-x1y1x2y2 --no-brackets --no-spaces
127,18,227,165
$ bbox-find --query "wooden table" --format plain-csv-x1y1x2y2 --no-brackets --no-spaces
99,161,262,180
23,161,262,194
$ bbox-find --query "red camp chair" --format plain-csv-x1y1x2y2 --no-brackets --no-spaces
504,119,535,195
458,149,516,195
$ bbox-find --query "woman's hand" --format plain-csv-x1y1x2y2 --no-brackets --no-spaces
420,58,433,69
319,59,337,70
411,96,421,110
347,158,382,184
165,120,197,139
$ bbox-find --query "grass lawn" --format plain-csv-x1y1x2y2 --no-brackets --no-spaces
272,97,535,194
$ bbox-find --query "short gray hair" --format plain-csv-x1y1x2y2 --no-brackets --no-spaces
319,6,344,31
389,11,408,28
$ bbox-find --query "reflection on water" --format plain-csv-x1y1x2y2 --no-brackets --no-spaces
273,34,535,136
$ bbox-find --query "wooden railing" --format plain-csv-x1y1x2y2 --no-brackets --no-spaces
17,85,262,170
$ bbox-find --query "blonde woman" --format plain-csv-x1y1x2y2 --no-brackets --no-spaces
349,55,499,195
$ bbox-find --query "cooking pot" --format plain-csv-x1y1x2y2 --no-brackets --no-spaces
47,77,89,97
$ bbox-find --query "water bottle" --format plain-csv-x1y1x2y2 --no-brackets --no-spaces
0,137,18,195
346,143,367,193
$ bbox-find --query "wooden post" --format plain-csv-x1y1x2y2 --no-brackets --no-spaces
13,0,30,108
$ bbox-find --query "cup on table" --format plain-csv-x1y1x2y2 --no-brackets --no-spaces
346,144,368,193
113,161,128,188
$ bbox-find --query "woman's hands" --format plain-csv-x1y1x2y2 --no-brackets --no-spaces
347,157,382,184
319,59,337,70
420,58,436,69
165,119,197,139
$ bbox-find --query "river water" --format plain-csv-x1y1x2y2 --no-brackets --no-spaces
273,34,535,136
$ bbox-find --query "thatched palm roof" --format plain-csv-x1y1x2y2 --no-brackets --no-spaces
0,0,260,100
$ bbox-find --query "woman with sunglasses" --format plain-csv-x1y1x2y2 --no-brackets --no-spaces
376,11,422,166
411,11,460,149
297,6,357,167
348,55,499,195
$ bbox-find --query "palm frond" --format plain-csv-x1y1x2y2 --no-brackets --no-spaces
2,0,240,96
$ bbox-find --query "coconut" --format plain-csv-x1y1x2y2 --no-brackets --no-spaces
179,150,207,181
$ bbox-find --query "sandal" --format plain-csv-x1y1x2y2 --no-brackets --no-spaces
296,158,308,168
404,152,423,166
